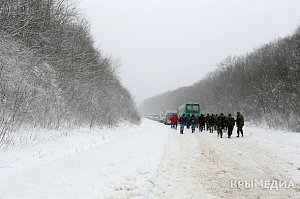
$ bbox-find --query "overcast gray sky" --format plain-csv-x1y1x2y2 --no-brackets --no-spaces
79,0,300,103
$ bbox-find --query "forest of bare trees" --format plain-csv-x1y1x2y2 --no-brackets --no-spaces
0,0,140,144
140,26,300,131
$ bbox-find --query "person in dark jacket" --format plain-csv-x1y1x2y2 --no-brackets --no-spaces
186,114,191,129
226,114,235,138
214,114,218,131
190,114,197,133
179,114,187,134
216,113,226,138
236,112,244,137
209,114,215,133
224,115,228,133
205,114,210,131
198,114,206,132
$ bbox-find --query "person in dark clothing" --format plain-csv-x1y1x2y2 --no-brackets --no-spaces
226,114,235,138
179,114,187,134
236,112,244,137
224,115,228,133
186,114,191,129
190,114,197,133
216,113,226,138
209,114,215,133
214,114,218,131
206,114,210,131
198,114,206,132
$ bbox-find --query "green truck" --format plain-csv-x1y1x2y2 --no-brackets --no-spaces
177,103,201,117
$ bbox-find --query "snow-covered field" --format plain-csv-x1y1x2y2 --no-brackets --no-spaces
0,119,300,199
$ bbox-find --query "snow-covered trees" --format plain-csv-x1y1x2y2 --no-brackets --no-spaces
0,0,140,144
140,26,300,131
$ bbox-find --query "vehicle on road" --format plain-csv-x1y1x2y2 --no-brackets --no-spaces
159,111,166,123
163,111,177,125
177,103,201,117
148,114,160,121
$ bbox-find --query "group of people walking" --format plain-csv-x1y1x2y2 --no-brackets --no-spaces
170,112,244,138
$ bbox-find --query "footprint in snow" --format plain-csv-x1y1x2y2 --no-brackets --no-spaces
138,170,149,175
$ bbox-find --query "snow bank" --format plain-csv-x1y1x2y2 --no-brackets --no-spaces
0,119,170,199
0,122,138,179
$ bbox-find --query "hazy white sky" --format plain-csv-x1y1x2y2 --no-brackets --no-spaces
79,0,300,103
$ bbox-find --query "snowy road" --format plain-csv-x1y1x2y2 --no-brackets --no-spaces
0,119,300,198
150,124,300,199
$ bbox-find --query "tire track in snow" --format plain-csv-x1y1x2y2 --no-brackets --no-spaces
149,131,216,198
150,130,300,199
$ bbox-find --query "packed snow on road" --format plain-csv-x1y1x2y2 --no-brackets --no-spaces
0,119,300,199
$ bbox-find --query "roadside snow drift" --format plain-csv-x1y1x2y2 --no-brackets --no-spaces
0,120,169,199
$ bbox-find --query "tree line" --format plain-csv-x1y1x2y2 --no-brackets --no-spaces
0,0,140,144
140,26,300,131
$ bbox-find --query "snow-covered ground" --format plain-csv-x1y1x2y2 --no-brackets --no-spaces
0,123,139,179
0,120,169,199
0,119,300,198
150,125,300,199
